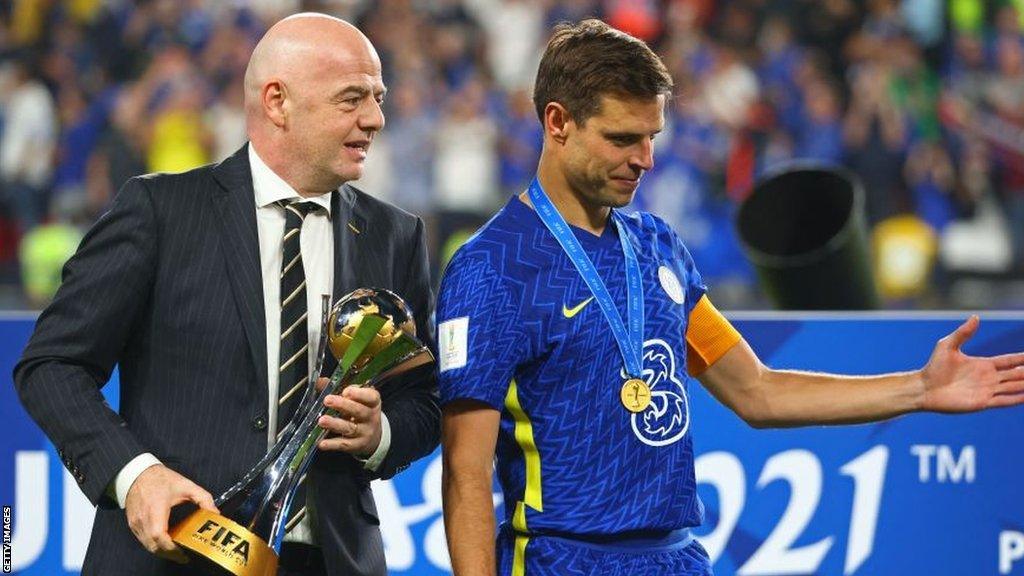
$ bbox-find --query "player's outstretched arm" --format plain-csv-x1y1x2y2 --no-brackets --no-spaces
442,400,502,576
696,316,1024,428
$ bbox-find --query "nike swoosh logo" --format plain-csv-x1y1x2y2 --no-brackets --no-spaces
562,296,595,319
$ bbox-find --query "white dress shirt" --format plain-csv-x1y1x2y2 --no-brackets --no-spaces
110,145,391,547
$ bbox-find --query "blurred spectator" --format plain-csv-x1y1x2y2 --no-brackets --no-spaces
383,82,438,214
0,57,57,231
7,0,48,47
993,3,1024,45
423,0,485,90
889,34,940,142
205,77,247,162
985,37,1024,270
143,47,212,173
901,0,944,48
51,84,114,220
433,78,499,214
905,141,957,231
757,16,805,135
794,78,844,164
90,85,148,209
605,0,662,42
497,88,543,195
796,0,860,79
985,36,1024,123
703,42,760,131
3,0,1024,310
19,217,83,308
355,131,396,205
467,0,544,91
859,0,904,46
945,31,989,104
844,64,909,224
701,40,761,200
949,0,986,34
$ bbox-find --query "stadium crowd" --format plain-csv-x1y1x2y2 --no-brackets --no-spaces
1,0,1023,309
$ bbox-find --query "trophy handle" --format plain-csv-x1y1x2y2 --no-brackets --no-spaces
292,294,333,415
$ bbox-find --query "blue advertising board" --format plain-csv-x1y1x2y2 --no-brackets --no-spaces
2,313,1023,575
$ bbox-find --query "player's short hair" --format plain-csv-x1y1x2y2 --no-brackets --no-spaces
533,19,673,125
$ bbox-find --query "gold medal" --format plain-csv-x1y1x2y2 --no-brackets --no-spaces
620,378,651,413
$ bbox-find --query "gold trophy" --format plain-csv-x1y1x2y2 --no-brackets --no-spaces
169,288,434,575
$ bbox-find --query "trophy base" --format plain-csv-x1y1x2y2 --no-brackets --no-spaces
170,508,278,576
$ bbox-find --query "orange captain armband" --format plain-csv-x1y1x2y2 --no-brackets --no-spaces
686,295,742,376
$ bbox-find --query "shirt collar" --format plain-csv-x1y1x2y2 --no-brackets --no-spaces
248,144,333,215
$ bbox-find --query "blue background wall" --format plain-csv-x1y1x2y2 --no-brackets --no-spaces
3,313,1023,575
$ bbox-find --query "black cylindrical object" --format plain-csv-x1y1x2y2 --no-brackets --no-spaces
736,166,880,310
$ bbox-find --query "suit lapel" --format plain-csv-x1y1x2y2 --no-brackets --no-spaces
211,145,269,398
332,184,368,303
323,185,363,376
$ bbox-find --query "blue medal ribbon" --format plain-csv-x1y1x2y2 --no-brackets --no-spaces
527,178,644,377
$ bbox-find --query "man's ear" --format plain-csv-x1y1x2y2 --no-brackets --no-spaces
544,102,573,145
263,79,289,128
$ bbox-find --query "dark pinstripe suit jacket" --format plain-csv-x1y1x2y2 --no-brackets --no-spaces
13,145,440,575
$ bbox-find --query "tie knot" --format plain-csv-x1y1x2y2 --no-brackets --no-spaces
279,200,320,223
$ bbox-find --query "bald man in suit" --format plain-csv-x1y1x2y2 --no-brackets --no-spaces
15,14,439,576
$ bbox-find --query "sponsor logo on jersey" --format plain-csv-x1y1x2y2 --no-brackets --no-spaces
625,338,690,446
562,296,594,319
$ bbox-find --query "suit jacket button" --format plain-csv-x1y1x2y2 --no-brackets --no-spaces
252,415,267,431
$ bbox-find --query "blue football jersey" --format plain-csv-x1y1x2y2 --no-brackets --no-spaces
437,196,708,537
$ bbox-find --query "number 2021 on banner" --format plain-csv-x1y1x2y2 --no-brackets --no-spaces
696,446,888,576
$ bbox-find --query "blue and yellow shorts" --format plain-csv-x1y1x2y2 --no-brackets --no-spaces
496,527,713,576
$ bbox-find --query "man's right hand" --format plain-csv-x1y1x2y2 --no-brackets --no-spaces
125,464,218,563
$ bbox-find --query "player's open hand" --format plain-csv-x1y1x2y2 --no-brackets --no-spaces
921,315,1024,413
318,384,383,458
125,464,218,563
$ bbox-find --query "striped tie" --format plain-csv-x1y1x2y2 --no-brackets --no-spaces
277,200,317,532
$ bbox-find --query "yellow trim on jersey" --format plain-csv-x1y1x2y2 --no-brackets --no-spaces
504,379,543,533
686,295,742,376
513,501,529,531
512,534,529,576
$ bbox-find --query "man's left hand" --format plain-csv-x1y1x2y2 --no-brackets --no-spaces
317,381,383,457
921,315,1024,412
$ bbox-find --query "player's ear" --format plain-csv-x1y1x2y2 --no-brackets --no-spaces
545,102,572,144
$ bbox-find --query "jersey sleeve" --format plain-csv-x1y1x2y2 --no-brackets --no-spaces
678,237,708,315
436,251,525,410
661,221,742,376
